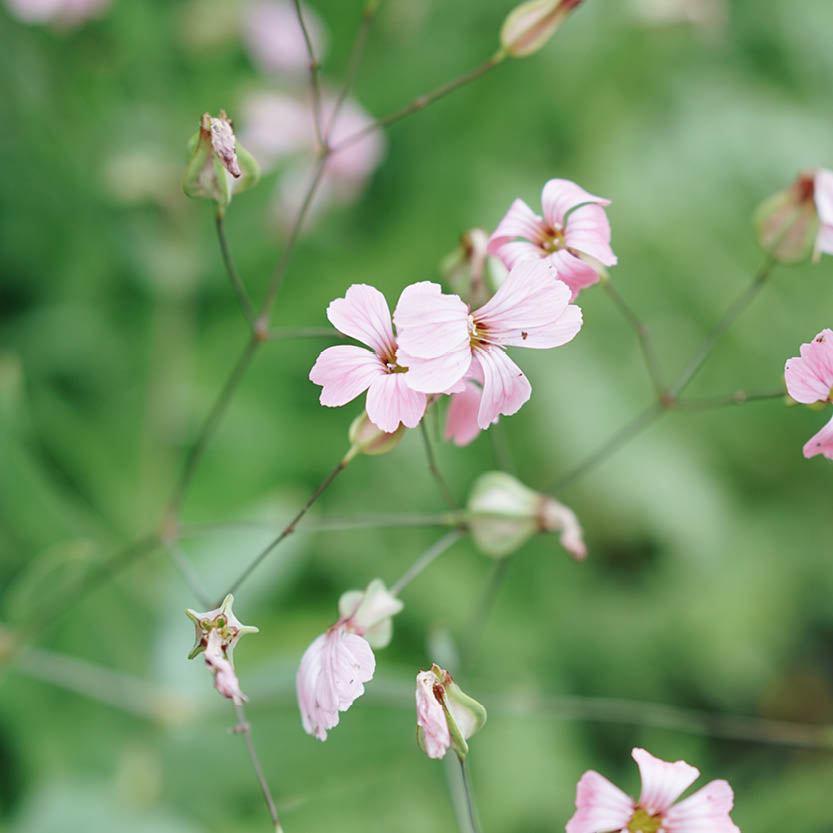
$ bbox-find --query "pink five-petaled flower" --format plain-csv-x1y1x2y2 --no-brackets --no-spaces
394,260,582,430
567,747,740,833
784,328,833,460
309,284,427,433
297,580,402,741
487,178,616,299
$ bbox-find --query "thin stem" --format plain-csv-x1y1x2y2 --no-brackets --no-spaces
331,52,505,154
163,541,212,607
293,0,324,150
420,420,459,510
222,458,349,599
215,211,255,326
389,530,465,596
234,701,284,832
671,258,776,397
601,278,665,394
461,557,512,671
167,337,259,516
674,389,786,411
458,757,481,833
489,421,516,474
267,326,344,341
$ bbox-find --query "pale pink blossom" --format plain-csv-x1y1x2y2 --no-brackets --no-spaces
309,284,427,432
297,580,402,740
394,260,582,429
241,0,327,76
785,328,833,460
4,0,109,25
204,629,248,702
487,178,616,298
415,670,451,759
445,378,486,446
567,748,740,833
813,169,833,261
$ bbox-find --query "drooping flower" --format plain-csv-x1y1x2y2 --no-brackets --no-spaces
487,178,616,298
784,328,833,460
204,629,248,702
297,580,402,741
394,260,582,430
566,747,740,833
309,284,428,433
415,664,487,760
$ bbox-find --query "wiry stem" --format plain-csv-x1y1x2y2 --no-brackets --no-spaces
293,0,324,150
389,530,465,596
674,389,786,411
163,540,212,607
420,420,459,510
267,326,344,341
461,557,512,670
216,211,256,326
458,757,481,833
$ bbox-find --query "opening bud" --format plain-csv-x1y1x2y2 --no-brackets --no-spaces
183,111,260,210
500,0,583,58
338,578,404,649
415,663,486,760
345,410,406,460
466,471,586,559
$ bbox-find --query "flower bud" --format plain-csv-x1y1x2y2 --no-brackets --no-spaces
338,578,403,649
441,228,491,308
500,0,583,58
183,111,260,211
416,664,486,760
466,471,586,559
345,410,406,461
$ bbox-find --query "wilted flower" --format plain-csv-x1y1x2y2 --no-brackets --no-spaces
394,260,582,430
488,178,616,299
4,0,110,26
567,747,740,833
297,579,402,740
466,471,586,559
784,328,833,460
756,169,833,263
415,664,487,760
500,0,583,58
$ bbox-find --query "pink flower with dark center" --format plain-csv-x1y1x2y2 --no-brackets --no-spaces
567,748,740,833
310,284,427,433
785,328,833,460
487,178,616,298
394,260,582,430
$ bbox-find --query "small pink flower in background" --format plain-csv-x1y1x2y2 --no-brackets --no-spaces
241,0,327,76
567,747,740,833
785,328,833,460
487,178,616,299
4,0,109,26
309,284,427,432
394,260,582,430
812,169,833,261
297,580,402,740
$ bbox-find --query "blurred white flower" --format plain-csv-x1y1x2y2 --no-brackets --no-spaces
629,0,727,35
4,0,110,26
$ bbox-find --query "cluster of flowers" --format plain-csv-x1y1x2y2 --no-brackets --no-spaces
309,178,616,443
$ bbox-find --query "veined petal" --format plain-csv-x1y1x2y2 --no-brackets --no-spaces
310,345,385,407
445,381,484,446
326,284,396,357
566,770,635,833
492,239,546,269
664,780,740,833
814,168,833,227
548,249,603,299
398,348,473,394
541,178,610,229
474,260,582,349
475,346,532,429
803,412,833,460
487,198,549,253
393,281,470,358
366,373,427,432
784,329,833,404
564,202,617,266
633,748,699,815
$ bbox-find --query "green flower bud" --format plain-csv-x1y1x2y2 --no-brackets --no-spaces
500,0,583,58
344,411,406,461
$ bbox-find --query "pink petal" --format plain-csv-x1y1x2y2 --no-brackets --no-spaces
415,670,451,759
475,346,532,429
365,372,427,432
541,178,610,229
487,198,549,254
784,329,833,404
633,748,699,815
393,281,470,359
474,259,583,349
397,348,474,394
664,780,740,833
309,345,385,407
803,412,833,460
566,770,635,833
548,250,604,299
491,239,547,269
814,168,833,227
326,284,396,358
564,203,617,266
445,381,484,446
815,224,833,259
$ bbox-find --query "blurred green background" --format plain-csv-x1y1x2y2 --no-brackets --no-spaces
2,0,833,831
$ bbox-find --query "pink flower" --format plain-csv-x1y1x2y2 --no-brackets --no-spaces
297,580,402,740
445,378,485,446
415,670,451,759
204,629,248,703
309,284,427,432
785,328,833,460
567,747,740,833
487,178,616,299
394,260,582,430
813,169,833,261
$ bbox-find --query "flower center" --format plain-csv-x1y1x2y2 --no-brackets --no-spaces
541,225,566,254
628,808,663,833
